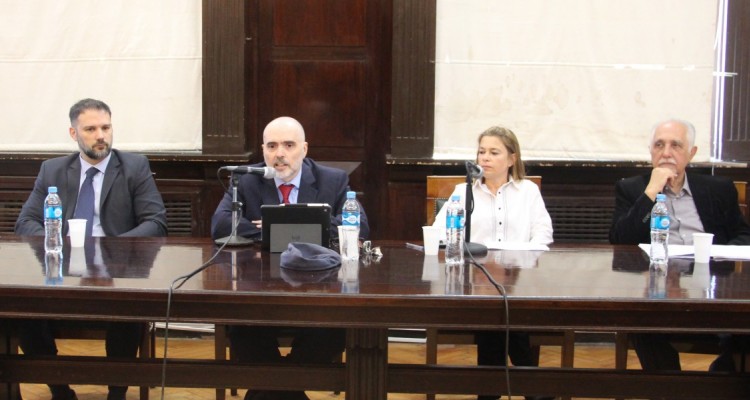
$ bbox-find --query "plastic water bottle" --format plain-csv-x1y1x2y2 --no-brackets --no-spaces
45,249,63,285
44,186,63,253
445,195,465,265
340,191,360,260
649,193,670,264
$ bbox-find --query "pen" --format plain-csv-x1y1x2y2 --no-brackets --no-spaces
405,242,424,252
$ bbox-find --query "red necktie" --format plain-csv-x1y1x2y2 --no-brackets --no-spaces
279,184,294,204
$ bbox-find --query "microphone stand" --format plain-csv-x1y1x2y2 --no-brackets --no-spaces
214,172,254,246
464,162,488,257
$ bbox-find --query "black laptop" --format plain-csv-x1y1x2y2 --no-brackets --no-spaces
261,203,332,252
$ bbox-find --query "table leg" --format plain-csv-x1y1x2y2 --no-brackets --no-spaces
1,323,22,400
345,328,388,400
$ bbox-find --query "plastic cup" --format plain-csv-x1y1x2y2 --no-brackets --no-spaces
693,232,714,263
337,225,360,260
422,226,442,255
68,219,87,247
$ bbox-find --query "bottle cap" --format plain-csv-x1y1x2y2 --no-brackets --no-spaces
346,191,356,199
655,193,666,201
48,186,58,194
450,195,460,201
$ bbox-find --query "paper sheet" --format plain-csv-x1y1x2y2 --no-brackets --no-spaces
487,241,550,251
638,244,750,260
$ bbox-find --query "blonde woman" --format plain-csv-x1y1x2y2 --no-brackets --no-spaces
433,126,553,400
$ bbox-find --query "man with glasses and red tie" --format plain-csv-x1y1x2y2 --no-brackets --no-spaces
211,116,369,400
14,98,167,400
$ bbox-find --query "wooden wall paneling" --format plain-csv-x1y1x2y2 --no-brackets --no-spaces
202,0,250,155
155,179,206,237
390,0,435,158
363,0,393,240
256,0,391,238
722,0,750,161
387,181,427,240
271,0,367,46
267,62,367,149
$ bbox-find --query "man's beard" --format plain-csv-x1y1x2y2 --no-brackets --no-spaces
79,139,111,161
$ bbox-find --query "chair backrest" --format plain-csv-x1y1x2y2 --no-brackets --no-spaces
425,175,541,225
736,181,747,221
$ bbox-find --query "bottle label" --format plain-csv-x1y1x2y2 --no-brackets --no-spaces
446,214,464,229
45,206,62,219
650,215,670,230
342,211,360,226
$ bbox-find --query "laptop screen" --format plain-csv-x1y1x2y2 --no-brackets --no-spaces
261,203,332,252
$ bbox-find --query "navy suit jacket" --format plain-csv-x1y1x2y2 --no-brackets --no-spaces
15,149,168,237
211,158,370,240
609,172,750,245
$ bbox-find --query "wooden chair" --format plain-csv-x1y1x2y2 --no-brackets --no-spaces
425,175,574,400
614,180,750,371
736,181,747,221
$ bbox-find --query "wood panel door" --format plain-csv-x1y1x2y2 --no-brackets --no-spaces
252,0,391,238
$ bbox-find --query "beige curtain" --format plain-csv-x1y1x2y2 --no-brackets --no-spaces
434,0,720,162
0,0,202,152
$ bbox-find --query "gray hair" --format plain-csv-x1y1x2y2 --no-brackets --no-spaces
649,118,696,149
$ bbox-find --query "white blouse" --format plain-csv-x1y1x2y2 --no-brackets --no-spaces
432,178,554,245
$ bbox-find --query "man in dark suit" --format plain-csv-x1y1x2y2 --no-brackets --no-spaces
14,98,167,400
211,116,369,400
609,118,750,374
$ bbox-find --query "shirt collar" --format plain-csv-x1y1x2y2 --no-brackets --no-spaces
274,169,302,189
664,174,692,198
474,176,519,192
79,153,111,175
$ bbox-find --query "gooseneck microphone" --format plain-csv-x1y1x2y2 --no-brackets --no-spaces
221,166,276,179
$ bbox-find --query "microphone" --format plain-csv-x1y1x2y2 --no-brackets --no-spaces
465,161,483,179
221,166,276,179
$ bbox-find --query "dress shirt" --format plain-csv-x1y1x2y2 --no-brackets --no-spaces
433,177,553,245
663,176,704,245
273,172,301,204
78,155,111,237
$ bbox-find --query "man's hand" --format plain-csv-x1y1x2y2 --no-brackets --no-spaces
252,219,262,229
645,167,677,201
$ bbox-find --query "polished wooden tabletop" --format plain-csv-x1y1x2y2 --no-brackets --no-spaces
1,235,747,296
1,235,750,331
3,235,750,400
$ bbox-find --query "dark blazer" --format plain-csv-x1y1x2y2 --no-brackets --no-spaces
211,158,370,240
609,172,750,245
15,150,168,237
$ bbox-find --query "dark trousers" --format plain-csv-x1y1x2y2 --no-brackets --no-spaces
632,333,747,372
229,326,346,400
475,331,553,400
17,319,143,399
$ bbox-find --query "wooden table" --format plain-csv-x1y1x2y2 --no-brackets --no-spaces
1,236,749,399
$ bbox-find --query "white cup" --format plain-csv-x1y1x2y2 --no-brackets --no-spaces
422,226,442,256
337,225,359,260
692,232,714,263
68,219,87,247
421,255,440,281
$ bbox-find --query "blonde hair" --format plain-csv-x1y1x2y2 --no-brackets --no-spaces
477,126,526,181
